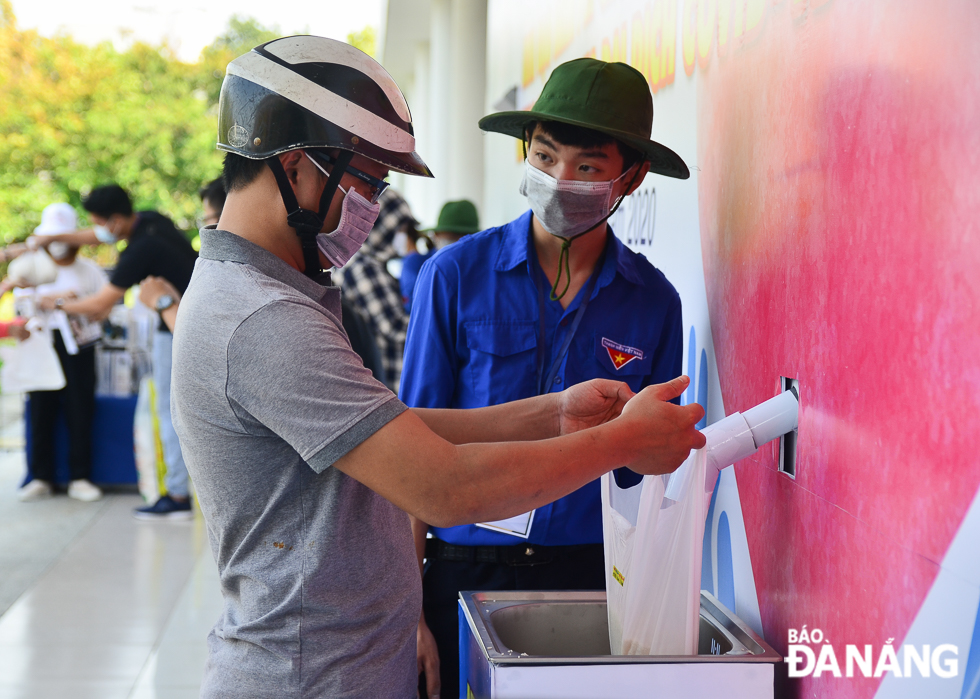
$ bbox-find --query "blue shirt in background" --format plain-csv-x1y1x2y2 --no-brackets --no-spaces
400,210,683,547
399,250,434,313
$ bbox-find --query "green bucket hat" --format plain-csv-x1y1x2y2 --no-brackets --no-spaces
423,199,481,235
479,57,689,180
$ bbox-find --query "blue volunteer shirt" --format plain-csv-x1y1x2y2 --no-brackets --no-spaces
400,210,683,547
399,250,434,313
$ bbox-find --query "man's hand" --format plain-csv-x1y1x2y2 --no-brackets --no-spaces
556,379,635,435
138,276,181,310
616,376,707,475
38,292,76,311
0,243,29,261
8,323,29,341
417,615,441,699
0,277,20,295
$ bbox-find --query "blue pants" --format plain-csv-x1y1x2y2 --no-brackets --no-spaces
153,330,188,498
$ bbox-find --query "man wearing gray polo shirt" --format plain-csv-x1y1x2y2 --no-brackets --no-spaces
172,37,705,698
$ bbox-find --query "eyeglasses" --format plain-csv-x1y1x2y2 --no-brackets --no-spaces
305,150,389,204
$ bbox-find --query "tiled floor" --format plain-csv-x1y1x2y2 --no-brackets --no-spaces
0,422,220,698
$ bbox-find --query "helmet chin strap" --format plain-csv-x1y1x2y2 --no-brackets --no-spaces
267,150,354,279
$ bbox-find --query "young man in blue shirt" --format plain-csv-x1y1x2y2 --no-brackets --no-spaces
400,58,691,698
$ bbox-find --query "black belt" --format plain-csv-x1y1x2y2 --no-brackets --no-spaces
425,538,602,567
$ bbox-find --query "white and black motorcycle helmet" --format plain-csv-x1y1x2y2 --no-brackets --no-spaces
217,36,432,276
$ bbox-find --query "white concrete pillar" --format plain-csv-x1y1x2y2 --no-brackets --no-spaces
447,0,488,216
426,0,452,219
398,41,435,227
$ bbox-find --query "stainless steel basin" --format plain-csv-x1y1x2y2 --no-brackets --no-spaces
460,590,780,664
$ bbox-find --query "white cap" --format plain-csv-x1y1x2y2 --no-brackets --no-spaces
34,203,78,236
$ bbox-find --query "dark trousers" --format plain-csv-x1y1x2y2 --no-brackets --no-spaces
420,543,605,699
28,331,96,483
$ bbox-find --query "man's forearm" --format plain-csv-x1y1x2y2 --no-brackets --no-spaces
415,417,634,527
336,378,703,531
60,284,124,319
411,394,558,445
61,296,111,318
37,230,100,246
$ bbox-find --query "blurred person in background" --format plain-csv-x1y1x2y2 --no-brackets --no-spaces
15,203,106,502
35,184,198,519
199,177,227,228
335,187,416,390
138,177,228,330
400,199,480,313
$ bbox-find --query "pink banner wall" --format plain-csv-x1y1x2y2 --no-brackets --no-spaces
696,1,980,696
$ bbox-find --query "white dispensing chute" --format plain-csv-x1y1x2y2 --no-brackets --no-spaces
664,389,800,501
703,388,799,489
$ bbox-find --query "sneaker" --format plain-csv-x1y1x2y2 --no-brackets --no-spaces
68,479,103,502
18,479,53,502
133,495,193,521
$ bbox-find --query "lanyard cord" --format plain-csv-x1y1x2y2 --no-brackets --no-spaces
535,246,606,395
552,239,573,301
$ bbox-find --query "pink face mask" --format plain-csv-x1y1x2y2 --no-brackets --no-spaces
315,184,381,268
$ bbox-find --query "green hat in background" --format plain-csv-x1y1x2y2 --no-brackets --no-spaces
479,57,689,180
424,199,481,235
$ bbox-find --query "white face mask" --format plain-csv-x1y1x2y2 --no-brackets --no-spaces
392,231,411,257
519,159,634,240
432,235,452,250
316,185,381,268
47,241,72,260
93,221,118,244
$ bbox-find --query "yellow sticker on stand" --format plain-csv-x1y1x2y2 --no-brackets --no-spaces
612,566,625,586
0,291,14,322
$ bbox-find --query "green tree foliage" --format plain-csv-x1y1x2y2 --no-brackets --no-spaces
0,6,375,251
0,4,284,245
199,15,282,104
346,26,377,58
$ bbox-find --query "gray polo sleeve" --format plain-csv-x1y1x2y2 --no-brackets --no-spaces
225,299,407,473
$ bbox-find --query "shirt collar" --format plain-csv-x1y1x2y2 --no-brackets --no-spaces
493,209,647,288
199,228,333,305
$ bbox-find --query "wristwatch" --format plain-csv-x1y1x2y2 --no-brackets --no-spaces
155,294,175,312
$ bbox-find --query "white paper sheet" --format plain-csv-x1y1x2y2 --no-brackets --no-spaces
475,510,535,538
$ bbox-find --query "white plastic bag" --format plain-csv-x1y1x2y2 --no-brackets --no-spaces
601,447,709,656
0,320,66,394
7,248,58,287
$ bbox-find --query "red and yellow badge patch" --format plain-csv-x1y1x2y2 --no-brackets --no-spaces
601,337,644,371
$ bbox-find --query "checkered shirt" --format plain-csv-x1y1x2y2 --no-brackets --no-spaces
336,189,415,391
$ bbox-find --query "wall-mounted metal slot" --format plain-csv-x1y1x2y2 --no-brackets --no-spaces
778,377,799,478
